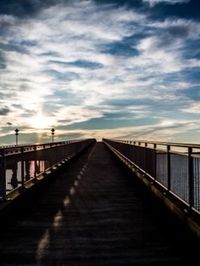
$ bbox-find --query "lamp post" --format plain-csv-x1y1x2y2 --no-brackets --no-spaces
51,128,55,143
15,128,19,146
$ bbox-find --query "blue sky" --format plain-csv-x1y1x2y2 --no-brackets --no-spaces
0,0,200,144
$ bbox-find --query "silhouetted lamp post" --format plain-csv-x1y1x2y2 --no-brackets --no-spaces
15,128,19,146
51,128,55,143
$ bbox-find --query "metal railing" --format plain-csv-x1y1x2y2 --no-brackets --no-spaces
0,139,95,201
103,139,200,213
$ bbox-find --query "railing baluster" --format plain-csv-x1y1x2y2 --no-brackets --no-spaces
188,147,194,208
167,145,171,191
21,147,25,190
154,144,157,179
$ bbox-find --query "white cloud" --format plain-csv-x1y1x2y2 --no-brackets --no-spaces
150,18,200,40
182,103,200,114
0,14,17,25
55,106,103,126
143,0,190,7
136,36,183,72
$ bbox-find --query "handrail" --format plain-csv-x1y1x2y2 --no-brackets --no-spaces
0,139,83,156
108,139,200,149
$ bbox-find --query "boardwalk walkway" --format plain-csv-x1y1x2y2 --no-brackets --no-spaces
0,142,199,265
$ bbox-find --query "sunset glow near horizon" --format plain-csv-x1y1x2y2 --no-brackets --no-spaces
0,0,200,145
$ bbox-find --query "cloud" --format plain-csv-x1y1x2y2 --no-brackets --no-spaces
0,0,199,144
143,0,190,7
0,107,10,115
54,118,199,143
56,106,103,126
182,103,200,114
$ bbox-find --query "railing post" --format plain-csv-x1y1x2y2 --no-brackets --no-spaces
154,144,157,179
21,147,25,190
188,147,194,208
167,145,171,191
0,149,6,201
145,142,147,173
34,146,37,178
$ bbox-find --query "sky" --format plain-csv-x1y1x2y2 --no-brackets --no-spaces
0,0,200,145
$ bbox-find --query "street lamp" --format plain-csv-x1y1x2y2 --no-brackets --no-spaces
51,128,55,143
15,128,19,146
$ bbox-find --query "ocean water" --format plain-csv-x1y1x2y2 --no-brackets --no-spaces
5,160,50,193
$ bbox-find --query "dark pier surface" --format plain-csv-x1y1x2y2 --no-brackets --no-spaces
0,142,199,265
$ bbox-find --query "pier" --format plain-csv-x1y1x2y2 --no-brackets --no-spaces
0,139,199,265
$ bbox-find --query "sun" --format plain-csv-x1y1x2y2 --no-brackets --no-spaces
30,114,53,129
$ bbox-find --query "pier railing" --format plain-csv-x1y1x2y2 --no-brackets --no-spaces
103,139,200,214
0,139,95,201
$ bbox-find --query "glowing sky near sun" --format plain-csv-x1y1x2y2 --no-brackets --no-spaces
0,0,200,144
